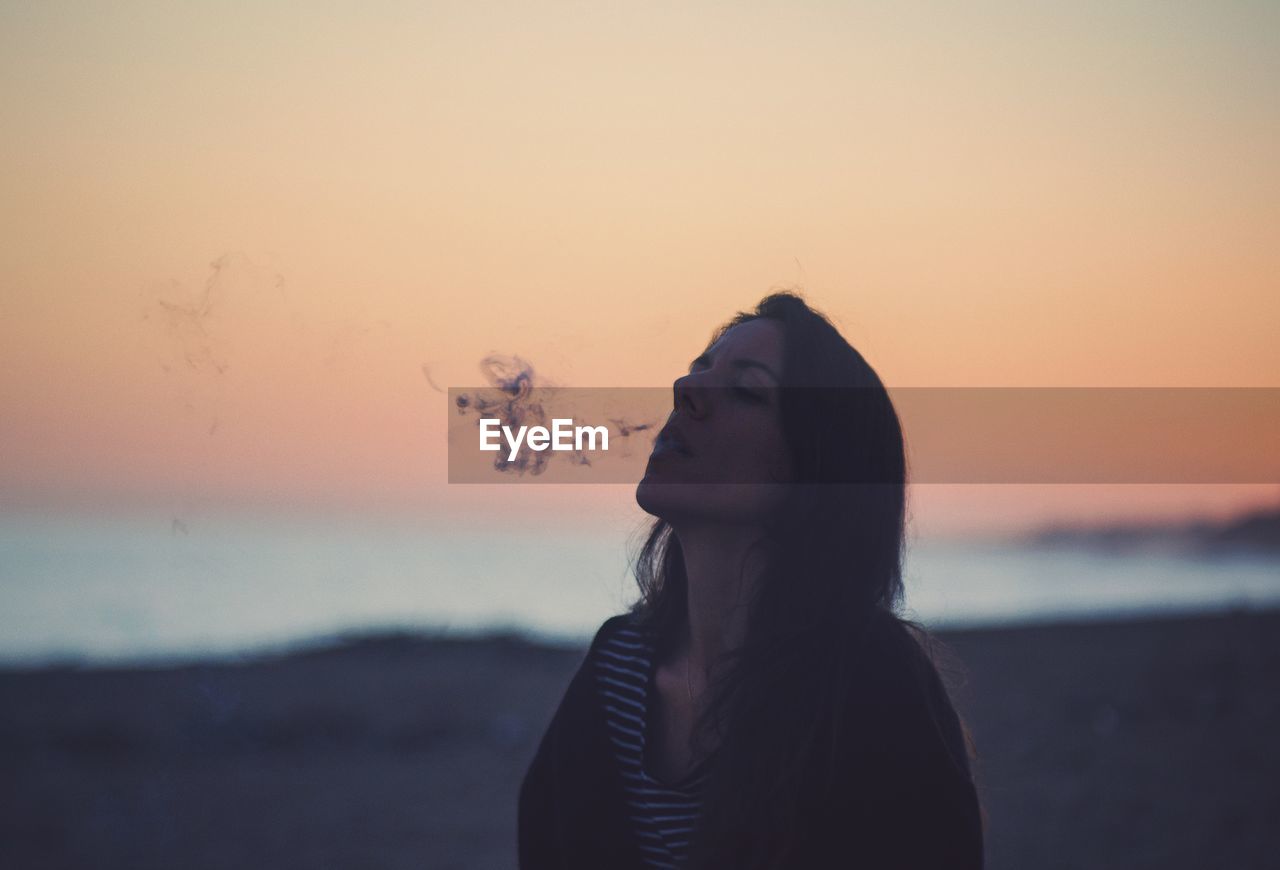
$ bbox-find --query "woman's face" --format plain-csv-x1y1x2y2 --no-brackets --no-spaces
635,318,795,525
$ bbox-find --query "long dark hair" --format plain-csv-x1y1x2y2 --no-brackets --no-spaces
626,290,976,868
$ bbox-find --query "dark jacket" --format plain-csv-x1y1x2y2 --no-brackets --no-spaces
517,614,984,869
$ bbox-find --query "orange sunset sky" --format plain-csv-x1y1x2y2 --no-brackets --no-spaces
2,1,1277,537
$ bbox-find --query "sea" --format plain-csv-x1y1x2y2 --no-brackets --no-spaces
2,510,1278,666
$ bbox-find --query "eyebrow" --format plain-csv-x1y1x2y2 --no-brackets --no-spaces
688,352,780,382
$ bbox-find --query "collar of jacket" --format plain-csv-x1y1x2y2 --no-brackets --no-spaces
517,615,650,870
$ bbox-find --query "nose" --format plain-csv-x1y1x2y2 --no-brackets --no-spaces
673,372,709,419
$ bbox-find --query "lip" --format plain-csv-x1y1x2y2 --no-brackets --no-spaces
653,425,694,458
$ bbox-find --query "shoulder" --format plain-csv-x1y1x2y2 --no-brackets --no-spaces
859,614,960,706
523,612,650,763
593,611,638,641
523,614,639,757
587,611,646,656
843,614,974,781
520,613,647,867
824,615,984,866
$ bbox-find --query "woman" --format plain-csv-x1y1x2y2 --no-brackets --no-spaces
518,292,983,869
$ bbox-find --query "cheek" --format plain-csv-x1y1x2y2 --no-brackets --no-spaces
711,439,791,484
717,412,791,481
750,431,794,483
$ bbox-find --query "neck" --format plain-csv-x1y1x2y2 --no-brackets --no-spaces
670,520,769,692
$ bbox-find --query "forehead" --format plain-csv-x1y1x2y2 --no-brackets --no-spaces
705,318,784,366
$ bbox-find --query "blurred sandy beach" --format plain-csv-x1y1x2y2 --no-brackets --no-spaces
3,608,1277,870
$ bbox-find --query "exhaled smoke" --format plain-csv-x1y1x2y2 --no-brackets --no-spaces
452,355,662,477
421,363,445,393
146,253,236,376
608,418,655,438
141,251,291,436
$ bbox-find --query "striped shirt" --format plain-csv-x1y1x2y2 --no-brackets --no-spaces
592,618,710,869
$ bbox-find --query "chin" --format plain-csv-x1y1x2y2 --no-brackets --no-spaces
634,476,675,519
634,474,701,521
636,478,788,526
